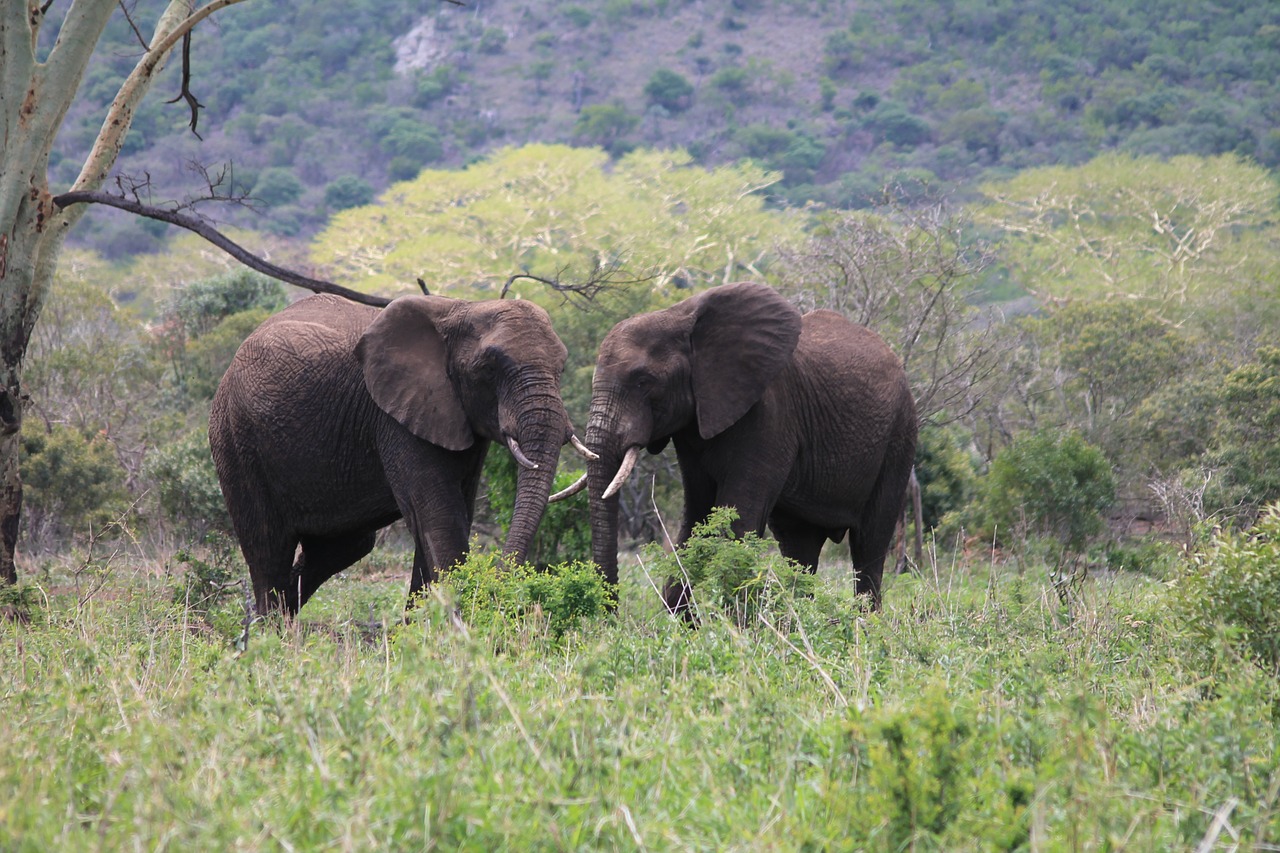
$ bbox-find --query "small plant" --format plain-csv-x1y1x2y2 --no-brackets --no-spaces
843,683,1033,848
644,506,814,625
1172,501,1280,673
439,548,613,639
173,531,243,615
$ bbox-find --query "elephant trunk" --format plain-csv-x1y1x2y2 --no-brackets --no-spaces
499,383,568,565
586,395,636,588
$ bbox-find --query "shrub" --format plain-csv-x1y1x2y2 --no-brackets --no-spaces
974,428,1116,558
843,682,1033,848
643,68,694,112
643,506,814,624
1172,502,1280,673
168,270,285,337
144,427,230,538
172,532,246,637
250,167,304,207
21,425,129,551
439,549,613,639
324,175,374,211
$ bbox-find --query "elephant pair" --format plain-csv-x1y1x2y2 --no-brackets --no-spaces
210,282,916,615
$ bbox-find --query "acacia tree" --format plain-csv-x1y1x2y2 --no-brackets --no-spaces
1,1,389,586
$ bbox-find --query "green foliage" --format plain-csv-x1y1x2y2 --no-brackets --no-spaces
181,308,273,401
49,0,1280,260
1173,502,1280,673
643,506,815,624
6,542,1280,848
643,68,694,112
915,423,978,532
975,428,1116,556
21,426,129,550
1014,298,1206,485
143,427,230,537
976,153,1280,327
313,144,801,299
1206,346,1280,516
250,167,304,207
476,27,507,55
482,451,591,567
168,270,286,337
438,549,613,639
323,175,375,211
571,103,637,151
379,120,443,165
844,683,1032,848
172,533,246,637
861,101,933,148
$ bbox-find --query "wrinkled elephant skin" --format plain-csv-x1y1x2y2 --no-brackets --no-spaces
586,282,917,610
210,293,576,615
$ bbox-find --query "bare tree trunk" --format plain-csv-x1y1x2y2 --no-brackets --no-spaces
0,0,236,583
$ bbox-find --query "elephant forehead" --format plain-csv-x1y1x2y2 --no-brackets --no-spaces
470,304,567,366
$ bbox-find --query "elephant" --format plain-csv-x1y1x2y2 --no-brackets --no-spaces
583,281,917,610
209,292,592,615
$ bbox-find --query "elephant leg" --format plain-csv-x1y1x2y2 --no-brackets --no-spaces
294,530,378,609
849,459,915,609
768,512,828,574
664,456,719,615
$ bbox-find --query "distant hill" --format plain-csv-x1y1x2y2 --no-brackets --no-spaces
50,0,1280,258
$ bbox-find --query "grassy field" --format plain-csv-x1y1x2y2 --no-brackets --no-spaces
1,541,1278,851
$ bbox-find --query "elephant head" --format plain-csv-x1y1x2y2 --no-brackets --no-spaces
584,282,802,585
356,294,580,566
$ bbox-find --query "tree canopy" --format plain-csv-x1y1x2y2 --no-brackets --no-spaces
311,144,804,297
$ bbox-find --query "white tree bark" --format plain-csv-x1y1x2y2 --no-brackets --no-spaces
0,0,246,583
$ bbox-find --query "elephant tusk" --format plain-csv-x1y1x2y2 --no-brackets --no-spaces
602,445,641,500
507,436,539,470
549,472,588,502
570,434,600,461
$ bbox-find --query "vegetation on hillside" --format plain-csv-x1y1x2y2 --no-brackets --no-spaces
50,0,1280,255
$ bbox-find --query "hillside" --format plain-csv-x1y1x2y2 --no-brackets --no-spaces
49,0,1280,257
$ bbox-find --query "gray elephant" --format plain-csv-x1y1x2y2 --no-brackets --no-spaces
210,293,591,614
582,281,917,609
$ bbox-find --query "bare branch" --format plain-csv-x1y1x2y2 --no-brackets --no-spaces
164,31,203,139
498,257,653,306
116,0,150,49
51,190,391,308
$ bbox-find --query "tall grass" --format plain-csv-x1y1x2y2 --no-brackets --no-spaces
1,545,1278,851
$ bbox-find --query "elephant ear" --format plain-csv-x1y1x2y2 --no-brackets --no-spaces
689,282,802,439
355,296,474,451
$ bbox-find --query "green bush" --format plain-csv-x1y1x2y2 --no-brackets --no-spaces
843,682,1033,848
482,452,591,567
438,549,613,639
1172,502,1280,673
1206,346,1280,519
324,175,374,211
21,425,129,550
182,308,272,401
250,167,304,207
643,68,694,112
168,270,285,337
643,506,814,624
143,427,230,537
974,428,1115,557
915,423,979,533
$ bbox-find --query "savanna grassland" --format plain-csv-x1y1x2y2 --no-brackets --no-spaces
3,519,1280,851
